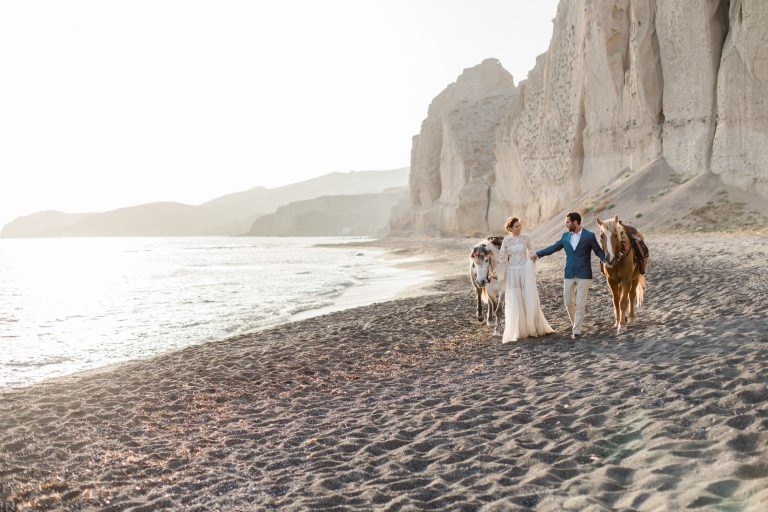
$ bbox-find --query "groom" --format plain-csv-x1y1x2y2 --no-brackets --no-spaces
530,212,605,339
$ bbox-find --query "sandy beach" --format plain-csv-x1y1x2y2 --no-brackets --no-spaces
1,233,768,511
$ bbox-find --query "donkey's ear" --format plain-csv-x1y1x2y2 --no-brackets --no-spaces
596,217,603,226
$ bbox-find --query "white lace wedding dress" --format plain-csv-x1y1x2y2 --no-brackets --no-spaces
498,234,554,342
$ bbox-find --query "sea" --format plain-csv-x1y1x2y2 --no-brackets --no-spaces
0,237,432,389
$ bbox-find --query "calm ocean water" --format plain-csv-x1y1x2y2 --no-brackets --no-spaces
0,237,431,388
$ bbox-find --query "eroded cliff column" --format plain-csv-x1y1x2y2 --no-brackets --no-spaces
711,0,768,197
489,1,588,231
409,59,516,235
656,0,729,177
582,0,664,189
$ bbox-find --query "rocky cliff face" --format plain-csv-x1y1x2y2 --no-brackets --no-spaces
409,58,517,235
711,0,768,197
406,0,768,235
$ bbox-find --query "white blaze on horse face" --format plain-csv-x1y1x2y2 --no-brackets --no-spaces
604,227,614,263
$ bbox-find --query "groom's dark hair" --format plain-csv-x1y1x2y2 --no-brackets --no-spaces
566,212,582,224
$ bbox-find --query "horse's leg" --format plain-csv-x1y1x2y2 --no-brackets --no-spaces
475,287,483,321
617,277,632,334
629,276,638,321
609,279,621,328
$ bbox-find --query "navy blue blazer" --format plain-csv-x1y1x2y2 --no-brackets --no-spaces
536,228,606,279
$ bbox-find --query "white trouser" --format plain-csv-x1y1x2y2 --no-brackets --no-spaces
563,278,591,335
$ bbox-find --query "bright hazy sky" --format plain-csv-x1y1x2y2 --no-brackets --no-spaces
0,1,558,227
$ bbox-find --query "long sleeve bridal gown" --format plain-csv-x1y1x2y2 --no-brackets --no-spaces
498,234,554,343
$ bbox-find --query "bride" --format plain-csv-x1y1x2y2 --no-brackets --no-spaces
498,217,554,343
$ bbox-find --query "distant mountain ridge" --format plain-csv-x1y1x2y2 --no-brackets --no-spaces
247,188,407,236
0,211,95,238
1,168,409,238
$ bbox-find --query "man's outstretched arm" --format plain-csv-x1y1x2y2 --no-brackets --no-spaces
534,239,564,260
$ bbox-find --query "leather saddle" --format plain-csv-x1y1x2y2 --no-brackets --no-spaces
619,223,649,274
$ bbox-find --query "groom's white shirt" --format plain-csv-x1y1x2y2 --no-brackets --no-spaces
569,229,582,251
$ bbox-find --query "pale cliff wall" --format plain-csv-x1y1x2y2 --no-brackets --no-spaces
656,0,728,178
711,0,768,197
405,0,767,235
459,0,666,233
409,58,516,235
490,0,592,232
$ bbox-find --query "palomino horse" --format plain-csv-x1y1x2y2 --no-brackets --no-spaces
596,216,649,335
469,237,506,336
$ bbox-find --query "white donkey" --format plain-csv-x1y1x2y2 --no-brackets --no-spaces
469,237,506,336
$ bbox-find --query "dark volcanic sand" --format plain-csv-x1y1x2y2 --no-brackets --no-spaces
1,234,767,511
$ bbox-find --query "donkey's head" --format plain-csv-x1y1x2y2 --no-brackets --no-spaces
470,243,492,287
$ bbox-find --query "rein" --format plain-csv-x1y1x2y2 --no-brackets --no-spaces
488,252,497,281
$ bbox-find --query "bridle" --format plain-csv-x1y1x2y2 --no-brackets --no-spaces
604,224,631,269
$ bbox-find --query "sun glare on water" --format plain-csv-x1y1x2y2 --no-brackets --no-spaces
0,236,427,388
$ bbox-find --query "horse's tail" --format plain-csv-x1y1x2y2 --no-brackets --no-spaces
636,274,646,308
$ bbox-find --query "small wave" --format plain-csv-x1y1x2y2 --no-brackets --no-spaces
223,312,281,332
317,281,355,297
180,320,205,328
283,301,334,316
6,356,72,368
